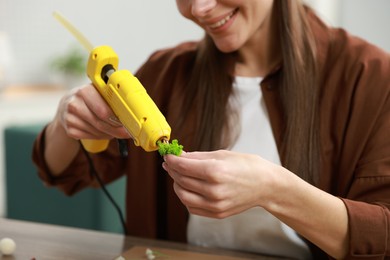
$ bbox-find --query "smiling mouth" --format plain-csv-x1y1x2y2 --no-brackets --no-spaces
209,8,238,29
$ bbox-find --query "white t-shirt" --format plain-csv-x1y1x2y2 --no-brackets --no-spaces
187,76,311,259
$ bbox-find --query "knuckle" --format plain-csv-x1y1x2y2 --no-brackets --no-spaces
66,102,78,114
180,193,191,205
66,128,80,140
178,175,191,188
208,186,224,200
174,186,190,204
210,200,227,215
95,106,111,120
214,212,228,219
216,203,233,219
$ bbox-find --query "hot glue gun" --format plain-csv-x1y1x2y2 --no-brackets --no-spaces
83,46,171,153
53,12,171,154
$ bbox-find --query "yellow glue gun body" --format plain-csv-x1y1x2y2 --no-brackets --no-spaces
81,46,171,153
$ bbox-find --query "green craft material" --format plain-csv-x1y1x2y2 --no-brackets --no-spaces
157,139,183,156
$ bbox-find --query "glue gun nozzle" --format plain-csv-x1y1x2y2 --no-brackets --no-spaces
157,137,169,145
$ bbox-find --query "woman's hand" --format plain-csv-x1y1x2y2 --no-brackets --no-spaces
163,150,349,259
55,84,130,140
44,84,131,175
162,150,279,218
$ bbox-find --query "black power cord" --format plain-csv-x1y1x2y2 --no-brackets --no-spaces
79,140,127,234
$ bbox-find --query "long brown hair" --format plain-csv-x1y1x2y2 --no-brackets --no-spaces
175,0,320,184
275,1,320,184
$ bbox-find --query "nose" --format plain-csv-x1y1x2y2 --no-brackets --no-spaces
191,0,217,17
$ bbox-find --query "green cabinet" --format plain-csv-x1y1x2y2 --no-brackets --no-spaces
4,123,125,234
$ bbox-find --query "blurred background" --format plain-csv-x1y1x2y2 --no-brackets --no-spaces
0,0,389,233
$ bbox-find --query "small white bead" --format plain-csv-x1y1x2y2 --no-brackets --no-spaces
145,248,155,260
0,238,16,255
146,254,155,260
145,248,153,255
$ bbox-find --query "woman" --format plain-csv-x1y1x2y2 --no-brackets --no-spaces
33,0,390,259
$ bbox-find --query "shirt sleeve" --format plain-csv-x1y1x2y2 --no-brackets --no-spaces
32,125,127,196
341,198,390,258
339,49,390,258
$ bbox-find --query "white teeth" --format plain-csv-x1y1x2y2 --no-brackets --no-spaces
210,11,235,29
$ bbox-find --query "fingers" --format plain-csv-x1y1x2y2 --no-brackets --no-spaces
163,150,267,219
180,150,229,160
164,162,208,193
163,159,229,201
172,182,236,219
79,85,121,127
164,154,220,181
67,97,124,138
58,84,130,140
63,109,113,140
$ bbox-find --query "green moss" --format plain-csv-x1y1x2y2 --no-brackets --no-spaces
157,139,183,156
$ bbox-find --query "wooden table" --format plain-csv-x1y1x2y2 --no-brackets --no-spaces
0,218,286,260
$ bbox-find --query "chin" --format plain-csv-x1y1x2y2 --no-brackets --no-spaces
214,41,239,53
211,35,241,53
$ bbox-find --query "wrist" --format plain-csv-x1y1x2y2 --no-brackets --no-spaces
261,165,301,213
44,119,80,175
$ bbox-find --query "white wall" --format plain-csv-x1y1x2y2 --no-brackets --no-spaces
340,0,390,52
305,0,390,52
304,0,341,26
0,0,203,86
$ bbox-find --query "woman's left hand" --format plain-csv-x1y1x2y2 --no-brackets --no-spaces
162,150,279,218
164,150,350,259
163,151,348,259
